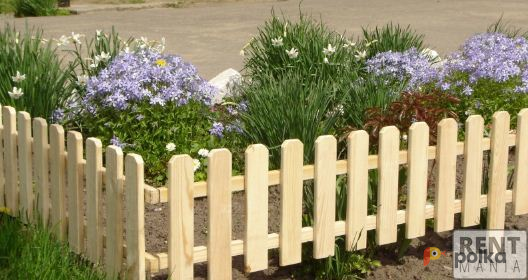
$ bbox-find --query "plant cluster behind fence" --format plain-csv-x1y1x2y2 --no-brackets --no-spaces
1,104,528,279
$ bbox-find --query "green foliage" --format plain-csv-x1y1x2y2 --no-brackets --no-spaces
487,15,528,39
11,0,60,17
0,25,72,120
240,72,339,165
0,214,108,280
361,23,426,59
0,0,14,14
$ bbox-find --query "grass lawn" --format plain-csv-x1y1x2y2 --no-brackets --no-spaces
0,213,107,280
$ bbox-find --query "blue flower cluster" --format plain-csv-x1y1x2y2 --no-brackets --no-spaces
366,48,438,90
439,33,528,93
84,50,217,114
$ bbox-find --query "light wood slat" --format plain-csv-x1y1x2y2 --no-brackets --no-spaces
207,149,232,279
50,125,67,240
313,135,337,258
17,112,32,221
33,118,49,226
67,131,84,253
346,131,369,250
149,190,516,272
405,122,429,239
514,109,528,215
434,118,458,232
279,139,303,266
125,154,146,280
86,138,103,263
487,111,510,229
461,115,484,226
376,126,400,245
106,146,124,278
244,144,269,272
2,107,18,214
0,105,4,208
168,155,194,279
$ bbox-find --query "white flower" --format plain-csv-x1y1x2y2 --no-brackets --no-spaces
11,71,26,83
239,49,245,56
96,30,102,37
89,63,98,69
323,44,336,56
354,50,367,60
402,134,408,142
271,37,283,47
165,142,176,152
365,39,378,47
323,57,329,64
286,48,299,59
56,35,70,47
421,48,441,62
343,39,356,48
197,148,209,157
99,52,111,61
8,87,23,99
76,75,89,86
71,32,83,45
193,159,201,172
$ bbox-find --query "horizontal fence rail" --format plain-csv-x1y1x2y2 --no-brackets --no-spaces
1,103,528,280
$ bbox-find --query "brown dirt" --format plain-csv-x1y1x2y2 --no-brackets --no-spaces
144,151,528,279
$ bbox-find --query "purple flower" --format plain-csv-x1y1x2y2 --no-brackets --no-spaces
110,135,127,149
51,109,65,123
209,122,224,138
366,48,438,90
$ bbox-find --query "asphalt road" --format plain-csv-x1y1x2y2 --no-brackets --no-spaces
2,0,528,79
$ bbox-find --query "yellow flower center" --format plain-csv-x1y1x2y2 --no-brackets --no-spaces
156,59,167,67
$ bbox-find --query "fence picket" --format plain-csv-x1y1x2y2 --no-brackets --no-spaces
244,144,269,272
2,107,18,215
17,112,32,222
168,155,194,279
514,109,528,215
67,131,84,253
207,149,232,279
314,135,337,258
106,146,124,278
434,118,458,232
86,138,103,264
125,154,146,280
346,131,369,250
462,115,484,227
377,126,400,245
279,140,303,266
405,122,429,239
50,125,67,240
487,112,510,229
34,118,49,226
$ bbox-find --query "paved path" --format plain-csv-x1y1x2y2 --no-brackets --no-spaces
2,0,528,79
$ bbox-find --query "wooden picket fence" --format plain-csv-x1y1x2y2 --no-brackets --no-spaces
1,104,528,279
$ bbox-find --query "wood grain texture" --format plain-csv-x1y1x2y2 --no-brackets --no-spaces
279,139,303,266
86,138,103,264
106,146,124,278
168,155,194,279
33,118,49,226
244,144,269,272
314,135,337,258
17,112,32,221
207,149,232,279
125,154,146,280
67,131,84,253
513,109,528,215
487,112,510,229
461,115,484,227
50,125,67,241
405,122,429,239
377,126,400,245
3,107,18,214
346,131,369,250
434,118,458,232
